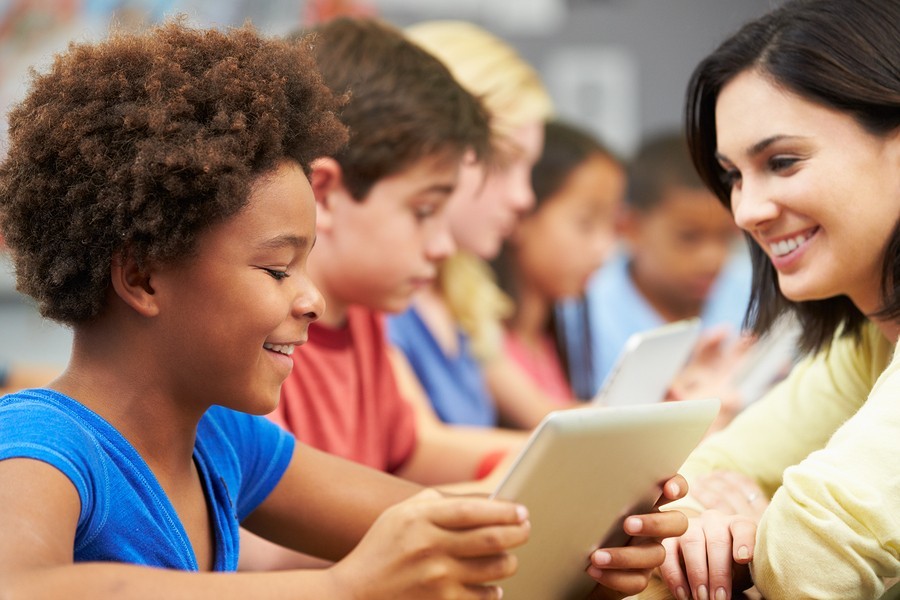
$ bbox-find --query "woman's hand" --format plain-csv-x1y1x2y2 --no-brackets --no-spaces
659,509,757,600
330,489,530,599
691,471,768,519
585,476,690,599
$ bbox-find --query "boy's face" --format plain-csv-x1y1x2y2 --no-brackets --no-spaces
625,185,738,312
312,156,458,320
153,160,323,415
446,121,544,260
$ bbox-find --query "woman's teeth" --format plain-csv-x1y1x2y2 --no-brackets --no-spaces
770,231,813,257
264,343,295,356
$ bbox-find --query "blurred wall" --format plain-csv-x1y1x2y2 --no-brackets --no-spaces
0,0,773,368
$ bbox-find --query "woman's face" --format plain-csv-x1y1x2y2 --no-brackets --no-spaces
446,121,544,260
715,69,900,314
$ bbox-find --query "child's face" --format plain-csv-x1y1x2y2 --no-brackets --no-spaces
153,160,322,414
316,156,458,315
446,121,544,260
626,186,738,309
513,154,625,300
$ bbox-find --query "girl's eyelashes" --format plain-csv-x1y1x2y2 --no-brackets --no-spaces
413,204,438,220
263,267,290,281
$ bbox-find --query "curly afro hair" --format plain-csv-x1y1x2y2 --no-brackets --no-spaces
0,20,347,325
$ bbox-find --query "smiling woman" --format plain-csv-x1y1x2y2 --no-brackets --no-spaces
654,1,900,599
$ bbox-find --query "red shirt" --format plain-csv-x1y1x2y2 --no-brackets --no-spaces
270,306,417,473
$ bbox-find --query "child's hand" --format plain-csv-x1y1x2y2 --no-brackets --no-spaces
659,509,757,600
584,476,689,599
330,489,530,599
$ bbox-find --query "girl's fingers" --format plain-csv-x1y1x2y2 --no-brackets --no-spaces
621,510,689,540
585,565,655,597
444,521,531,558
426,496,529,531
590,542,665,571
659,474,689,503
456,553,519,584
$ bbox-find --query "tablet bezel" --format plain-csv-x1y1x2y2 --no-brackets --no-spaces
490,398,719,599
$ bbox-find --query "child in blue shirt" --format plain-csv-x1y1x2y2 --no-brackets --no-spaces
0,20,536,598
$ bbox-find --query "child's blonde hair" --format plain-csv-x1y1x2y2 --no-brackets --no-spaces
406,20,553,361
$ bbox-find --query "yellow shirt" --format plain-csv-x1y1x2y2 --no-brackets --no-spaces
679,321,898,599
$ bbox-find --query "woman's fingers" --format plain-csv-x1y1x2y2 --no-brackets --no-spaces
660,536,692,600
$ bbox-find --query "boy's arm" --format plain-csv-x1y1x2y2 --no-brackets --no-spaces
387,346,527,486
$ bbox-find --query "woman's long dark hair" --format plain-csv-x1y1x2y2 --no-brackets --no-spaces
685,0,900,355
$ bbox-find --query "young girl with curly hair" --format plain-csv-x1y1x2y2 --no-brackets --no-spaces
0,20,533,598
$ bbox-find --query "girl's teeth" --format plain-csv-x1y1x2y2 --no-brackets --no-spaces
263,343,295,356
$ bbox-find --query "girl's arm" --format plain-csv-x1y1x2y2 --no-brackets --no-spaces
484,354,576,430
0,447,530,599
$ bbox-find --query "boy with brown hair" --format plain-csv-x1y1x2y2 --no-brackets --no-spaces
255,17,689,596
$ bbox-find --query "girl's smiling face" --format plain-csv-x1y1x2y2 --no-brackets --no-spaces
154,160,323,415
714,69,900,315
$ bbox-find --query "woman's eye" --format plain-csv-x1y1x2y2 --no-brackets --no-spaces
768,156,799,172
264,268,289,281
720,167,741,187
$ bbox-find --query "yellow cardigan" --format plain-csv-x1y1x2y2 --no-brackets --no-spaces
678,321,898,599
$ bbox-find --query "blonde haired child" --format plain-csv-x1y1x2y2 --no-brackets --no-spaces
390,20,564,429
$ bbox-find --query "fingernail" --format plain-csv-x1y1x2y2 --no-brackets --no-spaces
675,586,688,600
593,550,612,566
496,585,504,599
625,516,643,533
515,505,529,522
698,585,710,600
669,480,681,496
716,587,727,600
737,545,750,560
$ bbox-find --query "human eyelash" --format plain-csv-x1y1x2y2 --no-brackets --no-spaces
768,156,799,172
719,167,741,187
414,205,437,220
264,268,290,281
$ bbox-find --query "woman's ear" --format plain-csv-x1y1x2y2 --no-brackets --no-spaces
109,250,159,317
309,157,345,234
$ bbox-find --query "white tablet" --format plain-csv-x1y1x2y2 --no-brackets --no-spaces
592,318,702,406
733,315,800,407
491,398,720,600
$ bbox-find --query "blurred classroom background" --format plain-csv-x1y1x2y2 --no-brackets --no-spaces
0,0,771,369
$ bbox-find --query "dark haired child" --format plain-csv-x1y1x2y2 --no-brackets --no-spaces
491,119,625,407
578,130,750,393
0,21,532,598
255,17,689,597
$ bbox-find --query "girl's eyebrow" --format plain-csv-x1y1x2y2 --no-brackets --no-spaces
256,234,313,251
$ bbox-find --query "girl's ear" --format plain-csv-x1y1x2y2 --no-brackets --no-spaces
309,157,346,234
109,250,159,317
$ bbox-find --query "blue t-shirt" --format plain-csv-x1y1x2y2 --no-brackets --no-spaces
0,388,295,571
560,250,752,396
388,307,496,427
